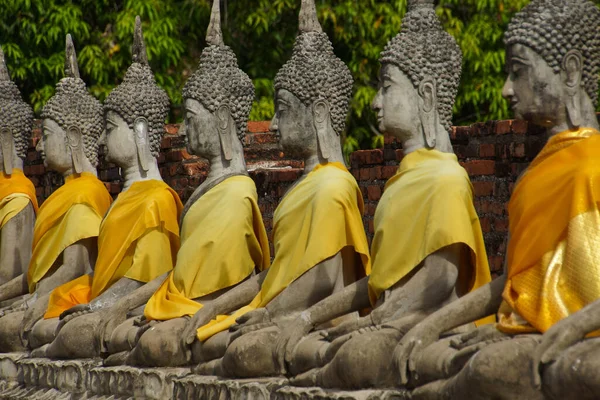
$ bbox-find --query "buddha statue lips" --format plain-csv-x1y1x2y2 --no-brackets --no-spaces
393,1,600,400
264,0,493,391
0,35,112,354
36,18,183,361
98,0,269,368
166,0,372,379
0,44,37,290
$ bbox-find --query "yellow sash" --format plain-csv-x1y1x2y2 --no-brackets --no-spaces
27,173,112,292
196,162,371,341
144,176,270,321
0,169,38,227
44,180,182,319
0,194,32,229
367,149,493,326
498,128,600,334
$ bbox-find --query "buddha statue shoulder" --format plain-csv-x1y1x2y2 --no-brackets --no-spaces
31,19,183,360
181,0,371,379
263,0,493,390
392,1,600,399
96,0,271,368
0,45,37,295
0,35,112,353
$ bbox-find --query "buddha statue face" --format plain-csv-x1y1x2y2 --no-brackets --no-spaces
0,46,34,173
38,119,73,173
182,98,222,158
102,111,141,167
372,64,423,142
271,89,320,158
502,44,568,128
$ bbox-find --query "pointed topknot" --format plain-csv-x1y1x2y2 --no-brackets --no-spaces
64,34,80,79
132,16,149,65
408,0,435,10
0,46,9,82
206,0,225,46
299,0,323,33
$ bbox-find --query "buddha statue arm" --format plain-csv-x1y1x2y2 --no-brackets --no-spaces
394,274,506,385
183,269,269,345
96,272,169,351
265,253,348,319
0,274,28,302
532,297,600,388
0,204,35,285
35,238,95,297
371,243,465,326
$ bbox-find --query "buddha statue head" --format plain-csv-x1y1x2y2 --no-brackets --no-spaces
373,0,461,153
0,46,34,175
102,16,169,177
38,35,103,177
271,0,353,162
181,0,254,164
503,0,600,130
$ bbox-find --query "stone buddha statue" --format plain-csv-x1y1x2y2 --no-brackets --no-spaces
0,35,112,353
0,45,37,291
179,0,371,378
270,0,493,389
29,18,183,359
94,0,270,367
392,1,600,399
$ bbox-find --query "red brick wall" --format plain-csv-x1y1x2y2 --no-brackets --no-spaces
25,119,548,274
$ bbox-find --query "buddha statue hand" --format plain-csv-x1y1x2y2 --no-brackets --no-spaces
20,293,49,346
229,308,272,342
320,315,374,342
183,304,216,345
393,321,441,386
274,311,314,375
134,318,159,344
532,314,589,389
55,303,91,334
99,302,133,354
449,324,508,350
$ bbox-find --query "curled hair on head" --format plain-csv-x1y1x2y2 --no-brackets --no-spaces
103,17,170,157
274,0,354,135
182,0,254,142
379,0,462,134
505,0,600,107
0,46,34,159
40,35,103,166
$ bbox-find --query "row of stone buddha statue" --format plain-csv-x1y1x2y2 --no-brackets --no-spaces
0,0,599,398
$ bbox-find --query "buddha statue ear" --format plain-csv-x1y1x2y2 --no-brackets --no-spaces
562,49,583,128
418,76,438,149
313,99,332,160
66,126,84,174
216,104,234,161
133,117,150,172
0,128,14,175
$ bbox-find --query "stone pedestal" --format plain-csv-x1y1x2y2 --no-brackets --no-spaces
88,365,189,399
273,386,411,400
172,375,288,399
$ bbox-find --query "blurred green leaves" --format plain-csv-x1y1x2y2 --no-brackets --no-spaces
2,0,600,155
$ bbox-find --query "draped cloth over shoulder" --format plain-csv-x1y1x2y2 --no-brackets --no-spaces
196,162,371,342
498,128,600,334
44,179,182,319
367,149,494,325
144,176,270,321
0,169,38,229
27,172,112,293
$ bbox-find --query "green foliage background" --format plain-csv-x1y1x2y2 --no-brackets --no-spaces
2,0,600,153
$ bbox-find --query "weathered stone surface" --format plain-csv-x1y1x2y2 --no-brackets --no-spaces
172,375,287,400
273,386,411,400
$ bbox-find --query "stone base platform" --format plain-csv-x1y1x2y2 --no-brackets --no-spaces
0,353,411,399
